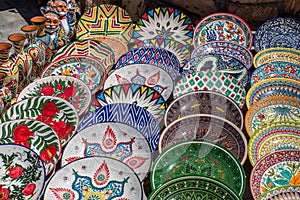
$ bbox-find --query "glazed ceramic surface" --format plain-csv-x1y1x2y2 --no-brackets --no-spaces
250,150,300,200
254,17,300,52
41,55,107,94
174,71,246,108
115,47,181,81
257,185,300,200
0,119,61,175
96,83,166,122
193,12,253,49
245,95,300,136
0,144,46,200
104,63,174,100
44,156,142,199
1,96,79,146
78,103,160,152
16,76,91,117
151,140,246,196
148,176,241,200
132,7,194,66
246,78,300,108
76,4,134,43
61,122,152,181
251,61,300,86
159,114,247,164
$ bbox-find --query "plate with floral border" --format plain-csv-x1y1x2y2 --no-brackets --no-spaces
16,76,92,117
193,12,253,49
1,96,79,147
0,119,61,175
250,150,300,200
159,114,247,165
151,140,246,196
61,122,152,181
43,156,142,199
257,185,300,200
0,144,46,200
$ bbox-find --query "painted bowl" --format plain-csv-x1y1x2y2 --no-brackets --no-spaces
257,185,300,200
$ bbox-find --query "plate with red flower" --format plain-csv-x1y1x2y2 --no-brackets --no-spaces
1,96,79,146
0,144,46,200
0,119,61,175
17,76,92,117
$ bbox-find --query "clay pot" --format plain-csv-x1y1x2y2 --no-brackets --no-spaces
0,42,12,64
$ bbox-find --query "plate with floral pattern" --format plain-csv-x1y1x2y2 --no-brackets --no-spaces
61,122,152,181
44,156,142,199
250,150,300,200
257,185,300,200
0,119,61,175
1,96,79,146
0,144,46,200
193,12,253,49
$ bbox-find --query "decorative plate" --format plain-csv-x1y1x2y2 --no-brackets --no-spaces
44,156,143,199
0,119,61,175
76,4,134,43
1,96,79,146
103,63,174,100
174,71,246,108
257,185,300,200
253,47,300,68
250,61,300,86
40,55,107,94
132,7,194,66
246,78,300,108
148,175,241,200
193,12,253,49
0,144,46,200
159,114,247,165
164,90,243,128
115,47,181,81
61,122,152,181
51,39,115,72
78,103,160,152
254,17,300,52
250,150,300,200
151,140,246,196
245,95,300,136
96,83,166,122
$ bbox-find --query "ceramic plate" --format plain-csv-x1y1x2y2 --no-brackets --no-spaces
1,96,79,146
174,71,246,108
165,90,243,128
193,12,253,49
0,119,61,175
76,4,134,43
148,175,241,200
159,114,247,165
132,7,194,66
246,78,300,108
250,150,300,200
96,83,166,122
0,144,46,200
41,55,107,94
115,47,181,81
16,76,92,117
254,17,300,52
250,61,300,86
104,63,174,100
78,103,160,152
61,122,152,181
245,95,300,136
258,185,300,200
253,47,300,68
44,156,142,199
151,140,246,196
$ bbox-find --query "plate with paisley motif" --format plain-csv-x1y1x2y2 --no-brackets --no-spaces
257,185,300,200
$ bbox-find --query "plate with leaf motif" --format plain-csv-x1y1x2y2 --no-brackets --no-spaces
61,122,152,181
0,119,61,175
44,156,142,199
0,144,46,200
257,185,300,200
1,96,79,146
